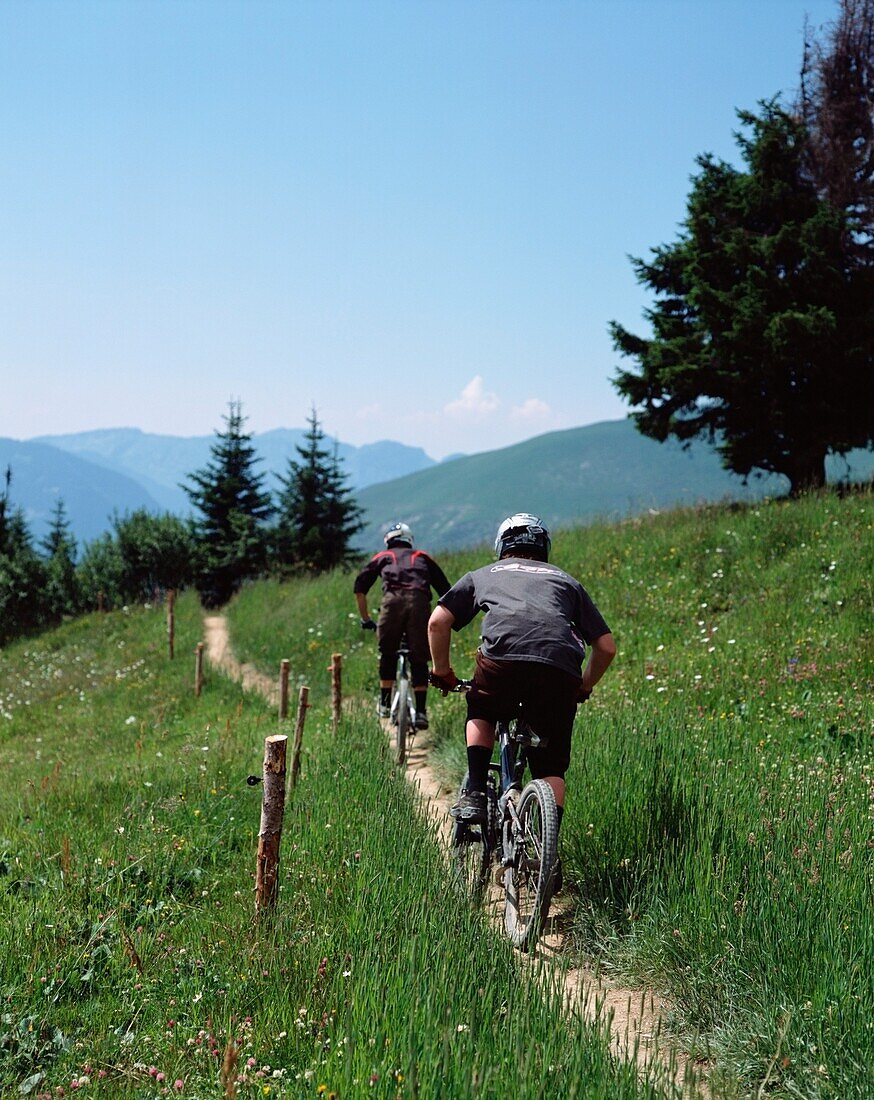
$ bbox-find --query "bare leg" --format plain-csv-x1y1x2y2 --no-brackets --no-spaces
466,717,495,749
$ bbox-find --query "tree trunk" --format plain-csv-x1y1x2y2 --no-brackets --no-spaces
787,452,827,496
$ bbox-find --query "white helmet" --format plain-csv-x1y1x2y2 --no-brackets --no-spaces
383,522,413,547
494,513,551,560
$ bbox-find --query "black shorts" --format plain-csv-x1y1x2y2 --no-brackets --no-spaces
377,589,431,664
466,652,581,780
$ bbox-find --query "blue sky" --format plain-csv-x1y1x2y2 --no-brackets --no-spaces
1,0,839,459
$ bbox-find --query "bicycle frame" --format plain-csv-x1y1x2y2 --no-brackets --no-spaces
450,690,558,949
390,635,416,763
492,716,543,866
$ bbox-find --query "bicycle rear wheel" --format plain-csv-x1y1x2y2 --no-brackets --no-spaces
451,774,492,903
395,677,411,764
504,778,559,950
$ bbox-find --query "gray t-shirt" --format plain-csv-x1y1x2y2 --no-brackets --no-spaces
438,557,610,677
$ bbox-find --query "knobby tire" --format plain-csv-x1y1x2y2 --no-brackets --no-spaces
504,778,559,951
451,774,492,904
395,677,411,765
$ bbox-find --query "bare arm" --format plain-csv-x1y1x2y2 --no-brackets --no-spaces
581,632,616,694
355,592,372,620
428,604,456,674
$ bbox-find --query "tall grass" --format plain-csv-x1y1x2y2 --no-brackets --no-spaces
1,593,663,1097
228,489,873,1097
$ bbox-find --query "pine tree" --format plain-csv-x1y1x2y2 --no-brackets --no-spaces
610,101,873,494
273,409,363,574
0,469,49,643
799,0,874,255
40,499,79,620
183,401,273,606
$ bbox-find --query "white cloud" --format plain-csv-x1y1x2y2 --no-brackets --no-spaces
444,375,501,419
509,397,551,422
355,402,383,421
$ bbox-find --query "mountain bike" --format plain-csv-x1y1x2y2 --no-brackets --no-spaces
449,684,559,951
389,635,417,765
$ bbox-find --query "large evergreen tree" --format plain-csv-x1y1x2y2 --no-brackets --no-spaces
610,100,873,494
40,499,79,621
183,401,273,606
273,409,363,573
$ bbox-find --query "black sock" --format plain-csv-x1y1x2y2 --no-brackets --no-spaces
465,745,492,793
415,690,427,715
380,687,391,708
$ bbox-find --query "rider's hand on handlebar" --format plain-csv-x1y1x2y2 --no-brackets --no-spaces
360,618,377,632
429,668,459,695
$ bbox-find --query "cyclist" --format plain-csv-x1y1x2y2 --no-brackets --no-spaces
354,522,451,730
427,513,615,830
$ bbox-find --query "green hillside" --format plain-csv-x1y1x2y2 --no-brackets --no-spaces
354,419,874,552
227,489,873,1097
0,593,659,1095
2,490,870,1097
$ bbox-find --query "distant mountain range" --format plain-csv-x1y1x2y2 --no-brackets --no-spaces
3,428,436,545
3,421,871,552
0,437,162,545
353,420,874,552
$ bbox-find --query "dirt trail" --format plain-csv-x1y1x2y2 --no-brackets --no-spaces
203,615,278,703
203,614,707,1096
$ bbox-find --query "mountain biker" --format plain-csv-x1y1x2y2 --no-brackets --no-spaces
354,522,451,730
427,513,615,832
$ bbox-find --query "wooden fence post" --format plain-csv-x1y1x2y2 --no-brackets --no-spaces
97,590,105,613
279,659,290,720
330,653,342,732
166,589,176,660
291,685,309,788
255,734,288,916
194,642,205,697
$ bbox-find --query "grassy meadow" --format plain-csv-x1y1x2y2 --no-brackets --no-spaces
1,592,663,1096
226,489,873,1098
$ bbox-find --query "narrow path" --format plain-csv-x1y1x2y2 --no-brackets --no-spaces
204,614,708,1096
203,615,278,703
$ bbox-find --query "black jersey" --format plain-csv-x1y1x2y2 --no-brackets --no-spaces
438,557,610,677
354,546,450,598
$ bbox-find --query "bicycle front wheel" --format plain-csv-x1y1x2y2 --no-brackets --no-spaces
504,778,559,950
395,677,411,764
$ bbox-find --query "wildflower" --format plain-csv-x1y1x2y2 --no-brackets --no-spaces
174,1082,184,1092
125,715,137,725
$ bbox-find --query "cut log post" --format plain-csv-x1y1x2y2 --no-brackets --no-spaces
166,589,176,660
97,590,105,613
279,659,290,720
255,734,288,915
195,642,205,697
330,653,342,733
291,685,309,788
